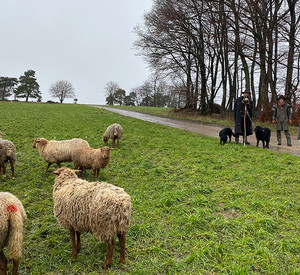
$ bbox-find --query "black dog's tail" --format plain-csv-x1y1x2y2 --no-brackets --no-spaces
232,132,239,137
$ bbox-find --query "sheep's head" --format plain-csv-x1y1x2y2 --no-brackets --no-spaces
32,138,47,148
102,136,109,145
100,146,112,160
53,167,80,179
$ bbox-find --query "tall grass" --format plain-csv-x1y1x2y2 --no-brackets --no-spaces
0,102,299,274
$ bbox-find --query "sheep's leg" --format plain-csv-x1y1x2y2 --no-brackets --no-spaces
117,233,126,264
0,251,7,275
76,231,81,253
57,162,62,168
96,169,100,178
45,163,52,173
117,138,120,149
92,169,96,180
70,229,78,258
1,165,6,181
12,259,19,275
112,138,115,148
10,161,15,180
103,239,116,269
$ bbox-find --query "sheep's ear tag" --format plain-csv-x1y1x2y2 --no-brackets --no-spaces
53,170,60,175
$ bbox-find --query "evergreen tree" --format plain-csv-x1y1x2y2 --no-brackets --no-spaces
15,70,41,102
0,77,18,101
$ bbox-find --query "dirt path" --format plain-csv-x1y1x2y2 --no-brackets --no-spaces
93,106,300,157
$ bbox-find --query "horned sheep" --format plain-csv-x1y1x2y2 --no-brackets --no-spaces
102,123,123,149
32,138,90,173
52,167,131,269
0,192,26,275
72,146,112,180
0,133,16,181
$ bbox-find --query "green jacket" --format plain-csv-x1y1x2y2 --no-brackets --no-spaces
272,103,292,131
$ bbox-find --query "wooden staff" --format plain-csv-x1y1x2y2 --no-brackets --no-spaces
243,103,247,147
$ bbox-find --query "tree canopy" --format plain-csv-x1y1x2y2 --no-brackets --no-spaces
49,80,76,103
15,70,41,102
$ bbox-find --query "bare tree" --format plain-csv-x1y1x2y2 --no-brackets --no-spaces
49,80,75,103
104,81,119,105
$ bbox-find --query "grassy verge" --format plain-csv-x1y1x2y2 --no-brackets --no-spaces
0,102,299,274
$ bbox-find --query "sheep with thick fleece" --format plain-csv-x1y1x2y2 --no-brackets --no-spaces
0,134,16,181
102,123,123,149
0,192,26,275
32,138,90,173
52,167,131,269
72,146,112,180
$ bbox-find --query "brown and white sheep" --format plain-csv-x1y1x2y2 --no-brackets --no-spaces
102,123,123,149
72,146,112,180
0,134,16,181
32,138,90,173
52,167,131,269
0,192,27,275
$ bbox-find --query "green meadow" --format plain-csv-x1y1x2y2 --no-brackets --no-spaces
0,102,299,274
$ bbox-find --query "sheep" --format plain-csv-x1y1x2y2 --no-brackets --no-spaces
102,123,123,149
32,138,90,173
0,192,26,275
52,167,131,269
0,134,16,181
72,146,112,180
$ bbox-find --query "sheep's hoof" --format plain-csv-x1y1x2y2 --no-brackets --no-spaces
102,263,109,269
11,177,15,180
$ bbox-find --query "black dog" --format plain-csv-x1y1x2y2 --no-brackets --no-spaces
219,128,237,145
254,126,271,148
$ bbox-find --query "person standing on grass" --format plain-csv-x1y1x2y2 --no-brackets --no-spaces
272,95,292,146
234,89,253,144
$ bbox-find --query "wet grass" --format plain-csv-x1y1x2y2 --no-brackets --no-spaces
0,102,299,274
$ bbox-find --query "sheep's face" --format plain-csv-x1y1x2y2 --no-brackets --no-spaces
102,136,109,145
32,138,41,148
100,146,112,160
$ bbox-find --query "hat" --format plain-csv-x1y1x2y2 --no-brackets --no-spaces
277,94,287,100
242,89,250,94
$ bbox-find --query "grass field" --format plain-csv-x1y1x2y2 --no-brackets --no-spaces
0,102,299,274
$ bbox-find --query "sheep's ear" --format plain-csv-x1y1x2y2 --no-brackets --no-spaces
0,132,4,136
73,169,81,173
53,169,60,175
109,148,114,150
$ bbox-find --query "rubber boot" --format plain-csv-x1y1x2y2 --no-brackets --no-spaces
285,130,292,146
277,130,282,145
235,135,239,144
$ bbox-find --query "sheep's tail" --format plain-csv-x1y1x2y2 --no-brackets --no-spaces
6,204,25,260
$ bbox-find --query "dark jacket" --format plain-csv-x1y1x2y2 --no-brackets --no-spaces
234,96,253,136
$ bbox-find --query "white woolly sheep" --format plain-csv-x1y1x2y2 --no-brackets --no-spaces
72,146,112,180
0,134,16,181
0,192,26,275
102,123,123,149
52,167,131,269
32,138,90,173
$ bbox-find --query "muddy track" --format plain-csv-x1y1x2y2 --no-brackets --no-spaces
92,106,300,157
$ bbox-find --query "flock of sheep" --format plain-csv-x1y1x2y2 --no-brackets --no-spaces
0,123,132,274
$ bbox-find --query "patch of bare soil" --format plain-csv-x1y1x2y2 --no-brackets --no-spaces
212,203,240,220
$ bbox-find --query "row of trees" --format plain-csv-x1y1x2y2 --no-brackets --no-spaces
134,0,300,115
105,75,188,108
0,70,76,103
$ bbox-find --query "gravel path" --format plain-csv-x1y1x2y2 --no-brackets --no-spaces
92,106,300,157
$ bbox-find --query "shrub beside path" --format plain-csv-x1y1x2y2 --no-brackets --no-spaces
93,106,300,157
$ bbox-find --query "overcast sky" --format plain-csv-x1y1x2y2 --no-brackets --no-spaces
0,0,153,104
